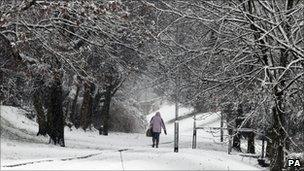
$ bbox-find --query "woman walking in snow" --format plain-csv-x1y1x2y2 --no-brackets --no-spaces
149,112,167,148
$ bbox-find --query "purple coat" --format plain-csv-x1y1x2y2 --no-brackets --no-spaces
150,112,166,133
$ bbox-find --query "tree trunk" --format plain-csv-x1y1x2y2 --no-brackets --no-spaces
92,89,104,129
232,130,242,152
266,131,272,158
101,85,113,136
223,102,235,153
270,94,286,171
33,89,47,136
269,1,294,170
47,71,65,147
80,80,94,130
247,131,255,154
232,106,244,152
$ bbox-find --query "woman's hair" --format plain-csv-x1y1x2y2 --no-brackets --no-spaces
155,112,161,116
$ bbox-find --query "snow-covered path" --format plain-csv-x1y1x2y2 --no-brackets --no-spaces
1,105,263,170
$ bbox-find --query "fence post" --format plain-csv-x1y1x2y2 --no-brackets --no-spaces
192,114,197,149
174,101,179,153
220,112,224,142
174,122,179,152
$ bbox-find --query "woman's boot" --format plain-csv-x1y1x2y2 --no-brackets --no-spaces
152,137,155,148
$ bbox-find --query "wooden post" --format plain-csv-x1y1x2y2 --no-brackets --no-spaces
192,114,197,149
174,100,179,153
174,122,179,152
228,128,233,154
220,112,224,142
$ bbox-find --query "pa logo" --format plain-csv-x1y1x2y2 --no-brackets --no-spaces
287,159,301,167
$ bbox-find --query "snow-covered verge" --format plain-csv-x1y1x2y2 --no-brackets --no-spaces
1,105,263,170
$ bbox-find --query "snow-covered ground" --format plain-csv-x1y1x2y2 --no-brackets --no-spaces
1,104,263,170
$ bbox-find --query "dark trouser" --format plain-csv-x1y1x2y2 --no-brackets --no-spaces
152,132,160,148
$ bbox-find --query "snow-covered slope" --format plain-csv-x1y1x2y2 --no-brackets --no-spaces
0,106,46,143
148,103,222,139
1,105,262,170
147,102,194,123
